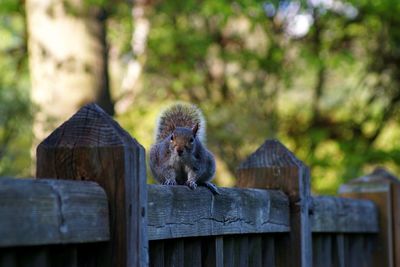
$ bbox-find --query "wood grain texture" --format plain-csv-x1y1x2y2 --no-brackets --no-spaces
392,183,400,267
312,234,332,267
0,178,109,247
333,234,345,267
36,103,148,267
223,236,235,267
183,239,202,267
202,236,223,267
164,239,184,267
0,245,81,267
339,168,400,267
248,236,262,267
314,234,376,267
147,185,289,240
149,241,164,267
236,139,312,267
262,236,275,267
312,196,378,233
235,236,249,267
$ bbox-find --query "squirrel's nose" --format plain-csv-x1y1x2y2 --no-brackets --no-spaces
177,149,183,156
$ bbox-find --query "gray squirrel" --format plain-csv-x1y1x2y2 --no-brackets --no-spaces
149,103,219,194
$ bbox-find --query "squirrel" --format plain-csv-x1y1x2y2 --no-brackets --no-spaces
149,103,219,194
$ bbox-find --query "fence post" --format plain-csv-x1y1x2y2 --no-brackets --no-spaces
236,139,312,267
339,167,400,267
36,103,148,267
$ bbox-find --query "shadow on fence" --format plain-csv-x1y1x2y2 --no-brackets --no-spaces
0,103,399,267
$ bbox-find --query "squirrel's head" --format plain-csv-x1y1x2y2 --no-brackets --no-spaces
169,124,199,157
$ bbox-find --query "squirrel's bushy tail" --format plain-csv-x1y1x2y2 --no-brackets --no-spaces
155,103,206,143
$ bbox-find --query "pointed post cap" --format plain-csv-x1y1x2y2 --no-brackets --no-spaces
339,167,400,194
38,103,141,149
236,141,312,266
238,139,305,169
237,139,310,200
36,103,148,267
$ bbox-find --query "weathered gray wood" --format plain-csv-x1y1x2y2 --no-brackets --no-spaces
149,241,164,267
0,178,109,247
202,236,223,267
36,103,148,267
333,234,345,267
342,235,350,267
235,236,249,267
262,236,275,267
164,239,184,266
312,234,332,267
223,237,235,267
339,168,400,267
312,196,378,233
392,183,400,266
237,139,312,267
347,235,369,267
147,185,289,240
184,239,202,267
248,236,262,267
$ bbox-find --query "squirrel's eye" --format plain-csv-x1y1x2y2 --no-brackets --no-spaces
170,135,174,141
190,137,194,143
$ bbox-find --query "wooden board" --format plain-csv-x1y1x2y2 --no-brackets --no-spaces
339,168,400,267
147,185,290,240
312,234,332,267
36,103,148,267
391,183,400,266
312,196,378,233
0,178,109,247
248,236,262,267
0,245,81,267
236,139,312,267
201,236,223,267
164,239,184,266
183,239,202,267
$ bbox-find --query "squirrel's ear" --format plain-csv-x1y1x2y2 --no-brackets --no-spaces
192,123,199,136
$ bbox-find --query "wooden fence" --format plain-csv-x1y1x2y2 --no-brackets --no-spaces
0,103,399,267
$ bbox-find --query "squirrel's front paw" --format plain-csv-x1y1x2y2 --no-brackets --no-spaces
185,180,197,190
163,179,177,186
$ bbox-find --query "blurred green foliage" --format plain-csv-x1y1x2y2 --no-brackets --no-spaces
116,0,400,194
0,2,32,176
2,0,400,193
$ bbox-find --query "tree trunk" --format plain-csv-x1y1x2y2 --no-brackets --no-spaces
115,0,151,114
26,0,114,147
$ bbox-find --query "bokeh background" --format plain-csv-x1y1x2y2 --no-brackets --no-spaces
1,0,400,194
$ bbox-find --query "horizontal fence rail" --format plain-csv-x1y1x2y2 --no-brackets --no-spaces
147,185,290,240
146,185,379,267
0,178,109,247
312,196,378,233
0,181,379,240
147,185,379,240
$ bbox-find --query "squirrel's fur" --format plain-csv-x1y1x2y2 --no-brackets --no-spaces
155,103,206,143
150,103,219,194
